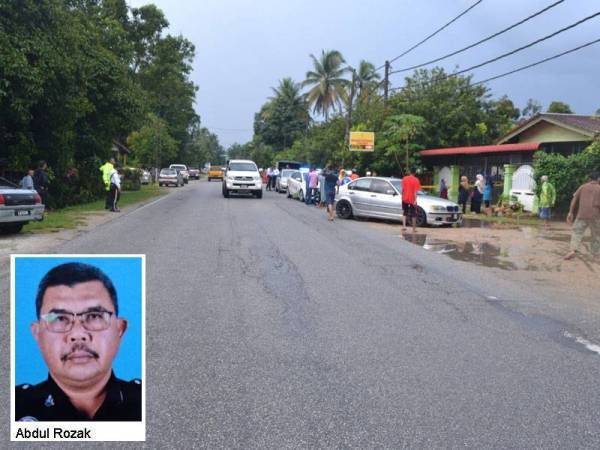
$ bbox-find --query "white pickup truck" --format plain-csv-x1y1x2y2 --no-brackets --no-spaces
169,164,189,184
222,160,263,198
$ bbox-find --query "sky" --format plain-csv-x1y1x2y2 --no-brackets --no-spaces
128,0,600,148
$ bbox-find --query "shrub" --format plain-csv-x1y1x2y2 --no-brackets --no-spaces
533,140,600,212
120,167,142,191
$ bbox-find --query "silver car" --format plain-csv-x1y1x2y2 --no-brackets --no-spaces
0,178,45,233
335,177,462,227
275,169,297,193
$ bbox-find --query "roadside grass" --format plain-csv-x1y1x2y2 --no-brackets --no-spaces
23,184,164,233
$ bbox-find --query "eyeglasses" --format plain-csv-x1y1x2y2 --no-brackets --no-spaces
40,310,114,333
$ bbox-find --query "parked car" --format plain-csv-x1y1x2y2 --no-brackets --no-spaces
188,167,200,180
208,166,224,181
275,169,297,193
335,177,462,227
140,170,151,185
286,170,305,200
0,177,45,234
222,159,262,198
169,164,189,184
158,168,184,187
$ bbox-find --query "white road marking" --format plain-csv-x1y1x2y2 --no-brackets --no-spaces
564,331,600,356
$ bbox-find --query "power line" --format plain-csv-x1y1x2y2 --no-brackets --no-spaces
391,0,565,75
390,10,600,80
375,0,484,72
472,37,600,85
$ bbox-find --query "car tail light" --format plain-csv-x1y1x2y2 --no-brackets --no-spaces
0,194,4,205
34,193,42,204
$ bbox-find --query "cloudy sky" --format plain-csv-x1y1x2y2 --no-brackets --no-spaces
128,0,600,148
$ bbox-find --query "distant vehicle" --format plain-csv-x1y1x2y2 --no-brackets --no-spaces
285,170,306,201
335,177,463,227
0,177,45,234
169,164,189,184
275,168,297,193
140,170,151,185
158,168,184,187
208,165,224,181
276,160,302,171
188,167,200,180
222,160,262,198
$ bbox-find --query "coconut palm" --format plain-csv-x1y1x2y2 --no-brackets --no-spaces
302,50,350,121
355,60,381,99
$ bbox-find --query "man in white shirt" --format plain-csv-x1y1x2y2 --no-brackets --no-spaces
109,166,121,212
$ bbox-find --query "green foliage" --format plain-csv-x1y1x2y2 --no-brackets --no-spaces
533,141,600,211
254,78,309,149
547,101,573,114
389,68,514,148
121,167,142,191
522,98,542,118
0,0,201,206
303,50,350,121
128,114,177,168
381,114,427,173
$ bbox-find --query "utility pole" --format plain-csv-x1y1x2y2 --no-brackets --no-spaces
384,60,390,107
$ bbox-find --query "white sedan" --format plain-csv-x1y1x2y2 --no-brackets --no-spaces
286,170,306,201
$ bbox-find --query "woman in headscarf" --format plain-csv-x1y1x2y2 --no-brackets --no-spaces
458,176,470,213
471,174,484,213
439,178,448,199
483,175,493,209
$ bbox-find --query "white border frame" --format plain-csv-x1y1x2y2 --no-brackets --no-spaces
10,254,146,441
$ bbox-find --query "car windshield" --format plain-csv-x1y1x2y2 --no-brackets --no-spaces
170,165,186,170
389,179,425,195
281,169,295,177
161,169,176,175
229,162,257,171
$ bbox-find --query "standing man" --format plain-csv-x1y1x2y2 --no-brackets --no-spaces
307,167,319,205
20,169,35,190
350,169,359,181
538,175,556,229
564,171,600,260
100,158,115,209
402,167,421,232
323,165,339,221
271,167,280,191
266,166,273,191
109,164,121,212
16,262,141,421
33,160,50,207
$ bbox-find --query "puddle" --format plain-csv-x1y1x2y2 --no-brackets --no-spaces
460,218,520,230
400,233,518,270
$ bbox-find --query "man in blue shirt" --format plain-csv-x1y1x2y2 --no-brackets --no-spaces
323,165,339,221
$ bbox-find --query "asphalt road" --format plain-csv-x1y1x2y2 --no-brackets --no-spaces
3,180,599,449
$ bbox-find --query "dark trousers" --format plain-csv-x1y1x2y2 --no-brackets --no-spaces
109,184,120,211
105,188,112,209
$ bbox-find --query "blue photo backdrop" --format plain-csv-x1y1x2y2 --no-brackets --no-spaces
15,256,143,384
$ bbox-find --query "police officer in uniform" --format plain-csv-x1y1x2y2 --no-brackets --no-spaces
15,262,142,421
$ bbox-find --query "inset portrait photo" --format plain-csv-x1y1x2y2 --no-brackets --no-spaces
11,255,145,442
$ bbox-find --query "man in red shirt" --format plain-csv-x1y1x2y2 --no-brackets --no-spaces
402,168,421,232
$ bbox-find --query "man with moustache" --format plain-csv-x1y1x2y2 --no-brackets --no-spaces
15,262,141,421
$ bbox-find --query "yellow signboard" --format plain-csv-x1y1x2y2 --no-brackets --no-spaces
349,131,375,152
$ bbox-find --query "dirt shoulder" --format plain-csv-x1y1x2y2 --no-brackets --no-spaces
367,218,598,313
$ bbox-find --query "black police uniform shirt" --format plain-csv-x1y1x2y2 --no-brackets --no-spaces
15,371,141,421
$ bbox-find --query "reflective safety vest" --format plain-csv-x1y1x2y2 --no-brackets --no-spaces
100,162,114,191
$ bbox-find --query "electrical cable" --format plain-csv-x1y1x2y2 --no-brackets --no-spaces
374,0,484,71
391,0,565,74
472,37,600,85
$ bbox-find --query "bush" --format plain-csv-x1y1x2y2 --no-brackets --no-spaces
47,159,105,209
121,167,142,191
533,141,600,212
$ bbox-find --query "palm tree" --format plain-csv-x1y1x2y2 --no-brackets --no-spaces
302,50,350,121
354,60,381,100
270,78,306,112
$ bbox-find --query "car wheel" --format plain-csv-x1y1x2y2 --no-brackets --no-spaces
222,186,229,198
416,207,427,227
287,190,291,198
298,189,303,201
336,201,353,219
1,223,24,234
255,190,262,199
208,177,211,182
